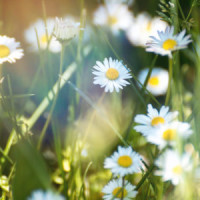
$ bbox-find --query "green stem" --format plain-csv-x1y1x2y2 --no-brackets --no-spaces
165,57,173,106
185,0,195,21
2,62,77,164
120,177,125,200
171,0,179,33
37,44,65,149
177,0,186,20
0,147,13,165
143,55,158,88
136,163,155,190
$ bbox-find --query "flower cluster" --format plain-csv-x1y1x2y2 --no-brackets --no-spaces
134,104,194,185
102,146,142,199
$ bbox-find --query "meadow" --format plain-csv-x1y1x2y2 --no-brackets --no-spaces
0,0,200,199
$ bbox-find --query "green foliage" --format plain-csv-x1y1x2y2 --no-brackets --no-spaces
12,140,51,200
157,0,173,24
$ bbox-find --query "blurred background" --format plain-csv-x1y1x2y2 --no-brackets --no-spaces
0,0,198,199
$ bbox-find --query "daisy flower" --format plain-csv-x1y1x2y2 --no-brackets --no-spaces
24,18,61,53
126,13,168,47
134,104,178,136
93,2,133,34
146,121,192,149
92,57,132,93
0,35,24,64
53,17,80,43
102,178,138,200
138,68,169,96
155,150,193,185
146,26,192,57
27,190,65,200
104,146,142,177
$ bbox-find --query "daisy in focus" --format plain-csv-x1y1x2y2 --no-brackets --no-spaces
102,178,138,200
0,35,24,64
134,104,178,136
138,68,169,96
126,13,168,47
93,1,133,34
53,17,80,44
146,121,192,149
27,190,65,200
155,150,193,185
146,26,192,57
24,18,61,53
92,57,132,93
104,146,142,177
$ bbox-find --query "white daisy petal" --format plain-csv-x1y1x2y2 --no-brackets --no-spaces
134,104,179,139
155,150,193,185
102,178,138,200
24,18,61,53
104,146,142,177
0,35,24,64
137,67,169,96
146,121,193,149
27,190,65,200
92,57,132,92
146,26,192,56
126,13,168,47
93,2,133,35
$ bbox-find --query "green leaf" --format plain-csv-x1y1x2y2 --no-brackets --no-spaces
12,140,51,200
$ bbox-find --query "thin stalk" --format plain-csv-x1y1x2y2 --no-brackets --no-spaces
171,0,185,120
7,76,22,136
165,57,173,106
78,162,92,200
130,81,146,107
120,177,125,200
37,44,65,149
143,55,158,88
177,0,186,20
136,163,155,190
0,147,13,165
185,0,196,21
171,0,179,33
51,120,68,198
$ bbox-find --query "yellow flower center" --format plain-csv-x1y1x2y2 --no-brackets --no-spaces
151,117,165,126
40,34,49,44
0,45,10,58
162,39,177,50
172,165,183,175
148,76,159,86
118,155,132,168
108,16,118,25
106,68,119,80
112,187,127,198
162,129,176,141
146,21,152,32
